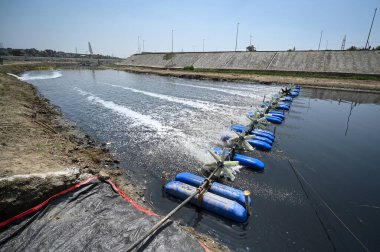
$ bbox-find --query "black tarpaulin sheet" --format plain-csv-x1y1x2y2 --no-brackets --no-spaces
0,178,204,251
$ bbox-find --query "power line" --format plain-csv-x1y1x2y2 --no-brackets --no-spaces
288,160,370,252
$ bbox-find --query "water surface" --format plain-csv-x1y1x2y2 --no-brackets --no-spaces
23,69,380,251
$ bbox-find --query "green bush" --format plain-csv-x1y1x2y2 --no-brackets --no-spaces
183,65,194,71
246,45,256,52
347,46,358,51
163,53,175,60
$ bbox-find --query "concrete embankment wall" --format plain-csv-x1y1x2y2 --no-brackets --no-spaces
122,51,380,75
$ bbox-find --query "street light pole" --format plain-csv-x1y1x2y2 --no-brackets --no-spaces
171,29,174,53
318,30,323,51
235,22,240,51
137,36,140,53
365,8,377,49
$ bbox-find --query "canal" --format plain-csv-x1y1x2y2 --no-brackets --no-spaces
23,69,380,251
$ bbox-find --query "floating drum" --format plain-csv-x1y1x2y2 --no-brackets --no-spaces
222,134,273,145
175,172,251,207
275,104,290,110
265,116,282,124
247,138,272,151
165,181,248,223
212,147,265,170
231,124,275,141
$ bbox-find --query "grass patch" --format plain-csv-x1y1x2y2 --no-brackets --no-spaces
183,65,194,71
163,53,175,60
189,68,380,81
0,62,77,75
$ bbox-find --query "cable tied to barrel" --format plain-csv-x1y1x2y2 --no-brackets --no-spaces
197,176,213,207
126,149,227,252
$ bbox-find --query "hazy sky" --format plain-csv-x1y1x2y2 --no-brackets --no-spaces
1,0,379,58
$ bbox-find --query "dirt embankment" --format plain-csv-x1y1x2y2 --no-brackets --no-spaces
0,64,141,218
0,63,226,252
116,65,380,93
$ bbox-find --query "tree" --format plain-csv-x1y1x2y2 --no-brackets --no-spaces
346,46,358,51
0,48,9,56
375,45,380,50
246,45,256,52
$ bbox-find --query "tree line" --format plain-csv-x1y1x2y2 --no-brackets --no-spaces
0,48,119,59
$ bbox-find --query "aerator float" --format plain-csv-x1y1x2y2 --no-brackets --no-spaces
163,84,301,223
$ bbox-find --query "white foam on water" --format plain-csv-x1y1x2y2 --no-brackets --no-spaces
214,83,283,93
105,83,215,111
103,83,247,112
252,181,303,205
19,70,62,81
74,88,210,160
74,88,170,132
73,87,248,165
74,87,89,96
6,73,21,79
88,96,169,131
169,82,264,99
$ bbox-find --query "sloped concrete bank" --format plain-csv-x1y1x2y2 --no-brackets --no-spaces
123,50,380,75
119,51,380,92
114,65,380,93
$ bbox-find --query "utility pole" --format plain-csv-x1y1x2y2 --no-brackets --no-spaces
203,39,205,52
341,34,346,50
171,29,174,53
137,36,140,53
365,8,377,49
235,22,240,51
318,30,323,51
88,42,93,55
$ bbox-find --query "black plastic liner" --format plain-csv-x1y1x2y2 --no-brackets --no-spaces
0,179,204,251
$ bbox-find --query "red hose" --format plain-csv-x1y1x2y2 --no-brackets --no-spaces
0,176,157,229
0,176,97,229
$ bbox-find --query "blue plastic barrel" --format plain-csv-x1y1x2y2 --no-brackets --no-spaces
175,172,251,206
165,181,248,222
212,147,265,170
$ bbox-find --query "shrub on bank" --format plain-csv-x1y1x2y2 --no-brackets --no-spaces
163,53,175,60
183,65,194,71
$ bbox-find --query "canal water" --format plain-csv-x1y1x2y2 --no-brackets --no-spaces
22,69,380,251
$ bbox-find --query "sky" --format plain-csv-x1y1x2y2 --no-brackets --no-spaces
0,0,379,58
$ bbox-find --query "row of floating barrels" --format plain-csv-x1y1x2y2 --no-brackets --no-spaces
165,86,301,222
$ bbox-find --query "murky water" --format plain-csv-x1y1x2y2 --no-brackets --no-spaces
23,69,380,251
